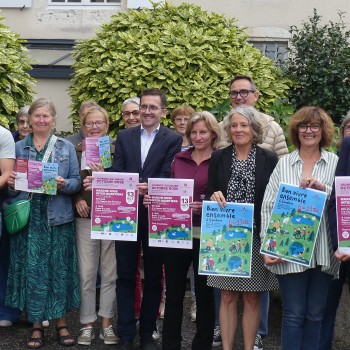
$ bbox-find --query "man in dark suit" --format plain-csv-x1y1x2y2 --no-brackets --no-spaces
111,89,182,350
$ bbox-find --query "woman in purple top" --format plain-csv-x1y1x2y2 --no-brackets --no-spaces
148,111,221,350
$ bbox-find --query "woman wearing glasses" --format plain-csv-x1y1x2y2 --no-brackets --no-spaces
122,97,141,129
260,106,339,350
74,105,119,346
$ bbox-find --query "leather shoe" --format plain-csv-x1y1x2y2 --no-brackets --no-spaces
116,339,133,350
140,339,161,350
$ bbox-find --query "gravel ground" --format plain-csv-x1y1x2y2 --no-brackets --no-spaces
1,287,350,349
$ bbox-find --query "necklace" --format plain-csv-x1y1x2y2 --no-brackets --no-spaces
33,136,49,150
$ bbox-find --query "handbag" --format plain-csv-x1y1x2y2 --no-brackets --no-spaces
3,135,58,234
3,198,31,234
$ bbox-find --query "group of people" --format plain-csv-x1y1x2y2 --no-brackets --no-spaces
0,74,349,350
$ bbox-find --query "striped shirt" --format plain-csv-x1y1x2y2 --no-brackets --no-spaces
260,149,340,276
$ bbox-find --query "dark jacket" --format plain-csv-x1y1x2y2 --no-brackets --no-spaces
206,144,278,237
328,136,350,250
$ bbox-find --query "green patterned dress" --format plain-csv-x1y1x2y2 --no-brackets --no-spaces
5,135,80,322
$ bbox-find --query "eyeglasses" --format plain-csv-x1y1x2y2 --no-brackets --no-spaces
174,117,190,123
84,121,106,128
229,89,255,98
140,105,161,112
18,120,29,126
297,124,321,133
122,110,140,118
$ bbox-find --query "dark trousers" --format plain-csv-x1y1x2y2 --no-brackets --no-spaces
318,262,350,350
162,239,215,350
115,213,164,343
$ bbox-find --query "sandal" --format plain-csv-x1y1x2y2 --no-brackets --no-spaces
27,327,44,349
56,325,76,347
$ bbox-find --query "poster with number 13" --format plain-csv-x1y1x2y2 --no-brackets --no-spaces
148,178,194,249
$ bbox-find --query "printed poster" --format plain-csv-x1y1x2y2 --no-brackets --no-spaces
15,158,58,195
335,176,350,254
81,136,111,169
198,201,254,278
260,182,327,266
91,172,139,241
148,178,193,248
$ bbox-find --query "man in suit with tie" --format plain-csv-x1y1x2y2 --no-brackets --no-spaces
111,89,182,350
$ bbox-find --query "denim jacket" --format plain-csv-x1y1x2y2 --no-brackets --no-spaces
10,135,81,226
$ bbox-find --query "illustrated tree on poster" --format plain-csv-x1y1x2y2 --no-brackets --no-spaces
308,231,315,242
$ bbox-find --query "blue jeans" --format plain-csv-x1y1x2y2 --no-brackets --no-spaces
277,267,333,350
258,291,269,337
0,230,20,322
318,261,350,350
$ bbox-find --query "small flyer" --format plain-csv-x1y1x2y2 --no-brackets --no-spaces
15,158,58,194
81,136,111,170
260,182,327,267
198,201,254,278
148,178,193,249
91,172,139,241
335,176,350,254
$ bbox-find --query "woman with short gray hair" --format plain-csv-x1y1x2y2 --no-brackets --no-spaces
207,105,279,350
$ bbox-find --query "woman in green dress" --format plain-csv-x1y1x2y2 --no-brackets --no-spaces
6,98,81,348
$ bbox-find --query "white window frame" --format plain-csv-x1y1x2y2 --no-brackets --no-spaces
48,0,120,6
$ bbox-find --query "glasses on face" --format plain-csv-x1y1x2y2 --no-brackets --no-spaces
122,110,140,118
140,105,161,112
18,120,29,126
229,89,255,98
297,124,322,133
174,117,190,123
84,121,106,129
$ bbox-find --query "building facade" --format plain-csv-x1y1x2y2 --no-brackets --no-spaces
1,0,350,131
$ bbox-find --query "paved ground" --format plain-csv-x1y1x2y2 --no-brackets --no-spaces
1,287,350,349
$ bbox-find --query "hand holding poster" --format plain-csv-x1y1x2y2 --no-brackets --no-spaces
15,158,58,195
199,201,254,278
148,178,193,248
260,182,327,266
91,172,139,241
335,176,350,254
81,136,111,169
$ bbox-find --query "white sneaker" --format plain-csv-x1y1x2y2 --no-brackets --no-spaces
152,321,160,340
99,325,118,345
78,326,95,346
42,320,49,328
190,301,196,322
0,320,12,327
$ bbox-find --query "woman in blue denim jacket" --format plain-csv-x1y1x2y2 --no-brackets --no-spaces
6,98,81,349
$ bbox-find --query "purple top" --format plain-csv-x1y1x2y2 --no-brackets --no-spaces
171,147,210,227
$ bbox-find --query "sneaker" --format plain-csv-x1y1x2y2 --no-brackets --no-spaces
254,334,263,350
0,320,12,327
78,326,95,346
99,325,119,345
152,321,160,341
42,320,49,328
190,301,196,322
212,326,222,347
